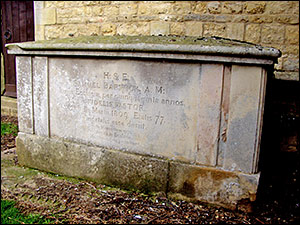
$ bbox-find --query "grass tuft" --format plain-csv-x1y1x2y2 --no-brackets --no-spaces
1,199,53,224
1,122,18,136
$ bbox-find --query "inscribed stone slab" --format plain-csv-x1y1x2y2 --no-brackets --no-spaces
49,58,201,162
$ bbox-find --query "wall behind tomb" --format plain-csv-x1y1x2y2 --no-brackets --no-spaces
34,1,299,81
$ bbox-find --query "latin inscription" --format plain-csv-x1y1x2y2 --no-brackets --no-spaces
69,71,185,134
50,58,200,159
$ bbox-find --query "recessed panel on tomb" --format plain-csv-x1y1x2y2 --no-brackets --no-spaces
49,58,201,161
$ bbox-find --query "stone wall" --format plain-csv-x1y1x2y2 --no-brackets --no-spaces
35,1,299,81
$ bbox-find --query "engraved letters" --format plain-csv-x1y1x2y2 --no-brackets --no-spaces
72,71,185,133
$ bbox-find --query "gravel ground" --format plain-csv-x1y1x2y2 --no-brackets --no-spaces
1,115,299,224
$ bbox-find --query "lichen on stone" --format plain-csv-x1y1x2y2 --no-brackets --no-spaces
6,35,281,59
22,35,260,47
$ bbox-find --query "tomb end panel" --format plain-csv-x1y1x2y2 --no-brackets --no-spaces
220,65,267,173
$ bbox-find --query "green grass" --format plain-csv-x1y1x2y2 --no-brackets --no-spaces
1,122,18,136
1,199,53,224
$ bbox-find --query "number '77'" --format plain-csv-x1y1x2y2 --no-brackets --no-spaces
155,115,164,125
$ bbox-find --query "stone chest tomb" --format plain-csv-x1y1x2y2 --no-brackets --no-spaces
6,36,281,210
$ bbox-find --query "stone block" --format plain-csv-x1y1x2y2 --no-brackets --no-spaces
261,25,284,44
275,15,299,25
101,23,117,36
56,17,85,25
90,6,104,16
35,1,45,9
285,26,299,45
119,4,138,16
207,2,221,14
265,1,295,14
1,107,10,116
274,56,283,71
117,23,149,36
243,1,266,14
39,8,57,25
1,96,18,117
103,5,119,16
222,2,243,14
274,71,299,81
231,15,249,23
1,97,17,109
226,23,244,40
137,3,152,15
203,23,227,37
172,2,191,15
168,161,260,210
192,2,207,14
152,3,173,15
284,45,299,55
81,1,101,6
283,56,299,71
63,1,85,8
248,15,273,24
185,21,203,36
292,1,299,14
45,25,64,39
245,24,260,43
170,22,185,36
45,23,100,42
16,132,169,192
150,22,170,36
56,8,73,18
45,1,64,8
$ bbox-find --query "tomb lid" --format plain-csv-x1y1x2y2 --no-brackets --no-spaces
6,35,281,59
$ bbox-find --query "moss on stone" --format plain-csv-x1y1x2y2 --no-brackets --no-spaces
20,35,262,48
6,35,281,59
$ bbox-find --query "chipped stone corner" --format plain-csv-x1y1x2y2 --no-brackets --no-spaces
168,161,260,212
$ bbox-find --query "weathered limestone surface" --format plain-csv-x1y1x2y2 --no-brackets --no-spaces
49,58,200,162
168,161,259,210
34,1,299,81
223,65,265,173
33,57,49,137
1,96,18,117
16,56,33,134
16,132,169,192
7,35,281,210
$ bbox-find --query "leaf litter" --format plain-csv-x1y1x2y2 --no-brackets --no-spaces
1,115,299,224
